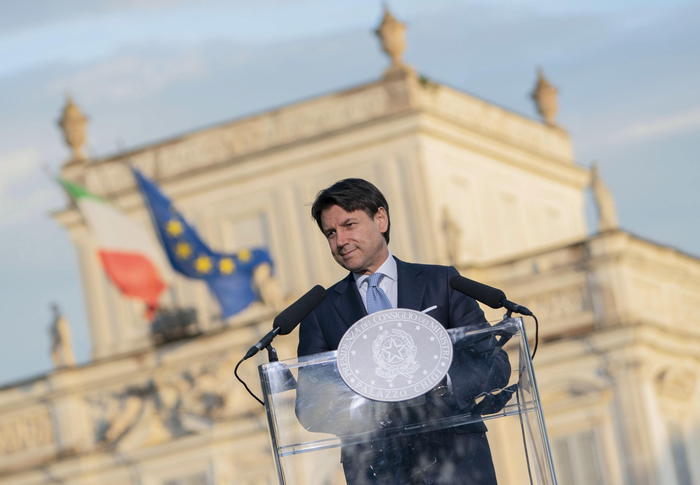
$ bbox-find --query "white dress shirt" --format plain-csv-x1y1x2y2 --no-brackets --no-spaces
353,252,398,310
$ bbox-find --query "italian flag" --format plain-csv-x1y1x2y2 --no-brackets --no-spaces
60,178,171,319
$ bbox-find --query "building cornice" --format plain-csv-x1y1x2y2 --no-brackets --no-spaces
56,73,575,211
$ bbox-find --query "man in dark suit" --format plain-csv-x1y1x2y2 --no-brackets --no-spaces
297,178,509,484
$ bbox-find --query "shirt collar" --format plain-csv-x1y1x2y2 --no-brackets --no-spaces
354,252,397,287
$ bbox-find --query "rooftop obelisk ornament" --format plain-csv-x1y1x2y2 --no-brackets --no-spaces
531,68,558,126
375,6,413,79
58,96,89,163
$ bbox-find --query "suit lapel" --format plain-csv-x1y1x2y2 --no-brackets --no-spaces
332,273,367,330
396,258,426,311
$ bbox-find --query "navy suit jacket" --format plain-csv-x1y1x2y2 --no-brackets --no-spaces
296,258,507,484
298,258,488,356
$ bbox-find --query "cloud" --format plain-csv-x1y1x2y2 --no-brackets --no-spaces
0,0,205,35
0,148,41,186
574,105,700,153
46,48,208,103
0,148,59,228
613,107,700,143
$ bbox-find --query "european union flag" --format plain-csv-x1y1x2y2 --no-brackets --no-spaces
132,168,273,319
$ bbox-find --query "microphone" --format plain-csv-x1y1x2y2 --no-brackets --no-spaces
449,275,533,316
244,284,326,360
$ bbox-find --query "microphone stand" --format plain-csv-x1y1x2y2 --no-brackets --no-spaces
266,342,298,393
266,344,280,363
500,310,539,360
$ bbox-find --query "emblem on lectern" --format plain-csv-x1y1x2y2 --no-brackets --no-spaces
337,309,453,402
372,328,419,382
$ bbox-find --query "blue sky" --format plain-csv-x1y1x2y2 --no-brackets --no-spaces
1,0,698,385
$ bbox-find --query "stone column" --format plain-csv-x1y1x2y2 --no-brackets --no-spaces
48,372,94,455
607,354,675,485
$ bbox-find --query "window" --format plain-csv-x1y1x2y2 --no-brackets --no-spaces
552,430,606,485
163,472,209,485
669,422,693,485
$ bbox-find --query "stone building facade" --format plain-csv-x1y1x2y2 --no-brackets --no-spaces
1,11,698,485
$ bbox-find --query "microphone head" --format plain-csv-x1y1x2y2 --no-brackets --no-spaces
273,285,326,335
449,275,506,310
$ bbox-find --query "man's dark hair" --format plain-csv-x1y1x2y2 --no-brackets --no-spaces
311,178,391,243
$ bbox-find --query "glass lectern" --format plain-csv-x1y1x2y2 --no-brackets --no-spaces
258,318,557,485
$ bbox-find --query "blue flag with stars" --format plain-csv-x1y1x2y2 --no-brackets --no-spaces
132,168,273,319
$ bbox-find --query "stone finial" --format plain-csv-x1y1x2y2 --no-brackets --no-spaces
375,6,413,79
57,96,89,163
50,303,77,368
530,68,559,126
590,163,619,232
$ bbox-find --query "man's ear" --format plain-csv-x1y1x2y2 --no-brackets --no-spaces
374,207,389,232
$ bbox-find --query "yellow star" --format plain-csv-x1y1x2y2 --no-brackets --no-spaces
175,242,192,259
166,219,184,236
219,258,236,274
238,248,251,262
195,255,213,274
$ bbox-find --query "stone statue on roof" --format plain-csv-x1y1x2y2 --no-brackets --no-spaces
442,207,462,266
50,303,77,368
253,262,286,311
591,163,619,232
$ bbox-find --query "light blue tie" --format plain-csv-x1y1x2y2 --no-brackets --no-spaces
366,272,392,314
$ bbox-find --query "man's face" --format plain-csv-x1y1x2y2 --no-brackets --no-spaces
320,205,389,275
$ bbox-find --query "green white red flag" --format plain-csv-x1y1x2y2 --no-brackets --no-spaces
60,178,171,319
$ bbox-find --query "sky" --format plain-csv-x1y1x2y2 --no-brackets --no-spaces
0,0,698,385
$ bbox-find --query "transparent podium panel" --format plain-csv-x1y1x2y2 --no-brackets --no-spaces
259,318,557,485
